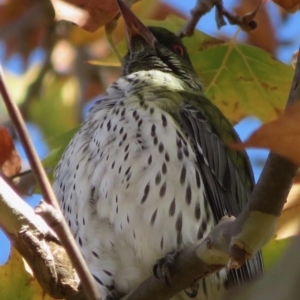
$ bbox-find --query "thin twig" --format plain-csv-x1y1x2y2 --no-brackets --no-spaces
178,0,260,38
0,67,101,300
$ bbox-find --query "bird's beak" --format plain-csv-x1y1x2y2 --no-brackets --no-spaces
117,0,157,48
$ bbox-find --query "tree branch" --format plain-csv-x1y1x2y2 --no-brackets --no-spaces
223,235,300,300
0,176,80,299
177,0,260,38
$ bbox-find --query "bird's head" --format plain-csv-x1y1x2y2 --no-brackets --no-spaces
117,0,202,91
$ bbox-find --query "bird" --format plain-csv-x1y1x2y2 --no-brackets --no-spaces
53,1,263,299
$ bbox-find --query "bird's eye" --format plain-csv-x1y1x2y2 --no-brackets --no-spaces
172,44,184,56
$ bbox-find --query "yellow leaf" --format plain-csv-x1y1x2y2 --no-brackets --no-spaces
262,237,293,269
0,247,56,300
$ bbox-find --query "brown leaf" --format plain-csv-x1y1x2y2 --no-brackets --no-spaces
0,0,53,64
68,0,159,46
231,101,300,166
51,0,120,32
0,127,22,177
272,0,300,12
0,0,36,27
235,0,277,55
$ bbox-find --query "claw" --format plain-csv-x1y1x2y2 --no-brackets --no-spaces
153,256,171,284
184,281,199,298
153,262,161,279
152,250,181,286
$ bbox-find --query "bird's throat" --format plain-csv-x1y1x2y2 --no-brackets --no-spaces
107,70,187,110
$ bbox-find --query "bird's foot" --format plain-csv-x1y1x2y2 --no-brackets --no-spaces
184,281,199,298
153,249,181,285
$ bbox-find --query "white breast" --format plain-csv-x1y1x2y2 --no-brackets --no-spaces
53,70,222,299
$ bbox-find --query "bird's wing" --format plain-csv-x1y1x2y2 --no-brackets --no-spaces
173,91,263,285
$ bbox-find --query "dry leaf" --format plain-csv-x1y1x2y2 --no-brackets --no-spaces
231,101,300,166
272,0,300,12
235,0,277,55
0,0,53,64
0,127,22,177
67,0,160,46
51,0,121,31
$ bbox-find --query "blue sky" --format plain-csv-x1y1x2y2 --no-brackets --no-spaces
0,0,299,264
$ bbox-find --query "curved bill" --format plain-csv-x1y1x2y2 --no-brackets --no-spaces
117,0,157,48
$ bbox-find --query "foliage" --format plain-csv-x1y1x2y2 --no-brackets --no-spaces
0,248,55,300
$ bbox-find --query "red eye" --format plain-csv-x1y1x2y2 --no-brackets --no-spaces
173,44,184,56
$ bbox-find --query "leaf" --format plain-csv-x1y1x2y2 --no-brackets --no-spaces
231,101,300,166
28,73,80,142
0,0,53,64
93,15,293,124
0,65,41,108
68,0,159,46
42,128,78,183
0,247,55,300
200,42,293,124
0,127,21,177
272,0,300,12
262,237,293,269
51,0,119,32
234,0,277,55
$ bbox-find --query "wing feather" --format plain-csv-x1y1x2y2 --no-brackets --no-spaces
173,92,263,285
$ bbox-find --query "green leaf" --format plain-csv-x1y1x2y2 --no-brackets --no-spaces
195,42,293,124
93,16,293,124
28,73,80,143
262,237,293,269
42,127,78,183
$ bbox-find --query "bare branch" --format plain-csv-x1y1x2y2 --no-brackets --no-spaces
0,176,79,298
178,0,260,38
